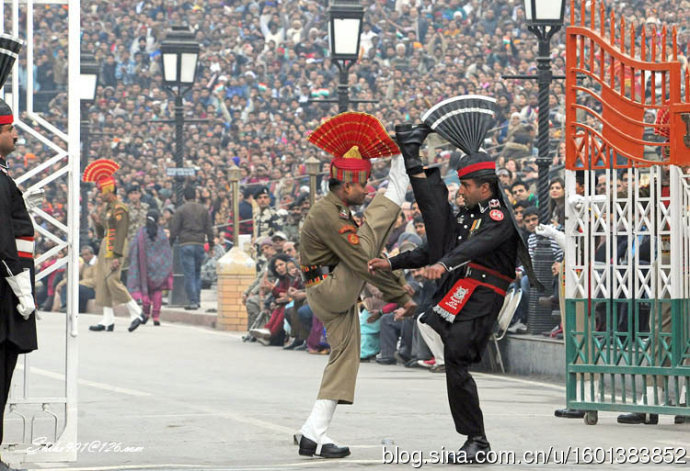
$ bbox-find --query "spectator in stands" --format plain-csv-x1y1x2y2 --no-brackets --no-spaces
169,185,214,311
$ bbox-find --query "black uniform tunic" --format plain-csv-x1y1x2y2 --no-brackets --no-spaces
0,158,37,353
0,157,38,445
388,168,520,439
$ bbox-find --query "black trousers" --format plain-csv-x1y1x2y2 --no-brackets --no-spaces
423,290,502,439
0,341,19,445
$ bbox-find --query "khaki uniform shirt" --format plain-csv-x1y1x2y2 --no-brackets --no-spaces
300,191,410,306
95,200,129,259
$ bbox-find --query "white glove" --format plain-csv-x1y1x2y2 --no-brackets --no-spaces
535,224,566,251
23,188,45,211
5,268,36,320
568,194,585,210
384,154,410,207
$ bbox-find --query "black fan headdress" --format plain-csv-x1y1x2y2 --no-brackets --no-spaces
421,95,497,156
0,34,23,124
423,94,544,291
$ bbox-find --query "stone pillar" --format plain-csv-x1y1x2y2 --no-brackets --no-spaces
216,247,256,331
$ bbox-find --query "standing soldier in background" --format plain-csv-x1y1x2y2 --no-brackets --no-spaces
0,35,39,470
122,183,149,287
296,112,416,459
252,186,284,249
83,159,147,333
125,183,149,243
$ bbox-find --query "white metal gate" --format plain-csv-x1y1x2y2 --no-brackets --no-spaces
2,0,79,463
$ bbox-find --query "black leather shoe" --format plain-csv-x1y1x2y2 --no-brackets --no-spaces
394,124,432,175
554,408,585,418
298,435,350,459
617,412,658,424
153,320,161,326
375,358,396,365
141,314,150,325
450,436,491,464
89,324,114,332
128,315,146,332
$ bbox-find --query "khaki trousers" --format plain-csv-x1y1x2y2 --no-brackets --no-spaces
306,194,400,404
95,241,133,308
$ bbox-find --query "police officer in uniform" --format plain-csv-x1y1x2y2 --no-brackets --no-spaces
0,83,39,469
252,186,285,245
83,160,146,333
296,113,416,459
370,117,539,464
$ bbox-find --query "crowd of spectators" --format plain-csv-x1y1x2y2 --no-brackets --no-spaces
7,0,690,348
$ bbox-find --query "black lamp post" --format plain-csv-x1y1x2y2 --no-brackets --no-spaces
160,25,200,307
329,0,364,112
79,53,99,248
310,0,375,113
523,0,566,335
160,25,200,206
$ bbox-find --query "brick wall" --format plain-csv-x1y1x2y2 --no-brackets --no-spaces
216,247,256,332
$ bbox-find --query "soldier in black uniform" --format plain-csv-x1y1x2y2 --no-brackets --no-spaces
369,123,538,464
0,95,38,467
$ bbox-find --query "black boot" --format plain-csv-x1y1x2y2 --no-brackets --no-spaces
89,324,114,332
617,412,658,424
298,435,350,459
394,124,432,175
554,408,585,419
450,436,491,464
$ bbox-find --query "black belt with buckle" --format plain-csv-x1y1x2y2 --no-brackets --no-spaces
465,263,513,294
301,265,334,287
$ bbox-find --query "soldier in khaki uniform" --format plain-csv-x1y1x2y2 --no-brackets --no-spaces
83,159,146,333
296,112,416,459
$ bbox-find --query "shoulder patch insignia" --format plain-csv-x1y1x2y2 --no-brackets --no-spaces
347,233,360,245
339,208,350,220
338,225,357,234
489,199,500,209
489,209,504,222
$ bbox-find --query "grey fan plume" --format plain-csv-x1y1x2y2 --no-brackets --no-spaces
0,34,23,89
421,95,496,155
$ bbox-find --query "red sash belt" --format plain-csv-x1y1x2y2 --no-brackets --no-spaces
433,263,513,323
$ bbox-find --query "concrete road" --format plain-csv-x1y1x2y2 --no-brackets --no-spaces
14,313,690,470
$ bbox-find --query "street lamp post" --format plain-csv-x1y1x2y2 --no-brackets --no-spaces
522,0,566,335
305,157,321,206
228,165,242,249
328,0,363,112
310,0,375,113
160,25,200,307
160,25,200,206
79,53,100,248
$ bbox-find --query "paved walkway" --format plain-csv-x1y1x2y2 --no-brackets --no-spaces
10,313,688,471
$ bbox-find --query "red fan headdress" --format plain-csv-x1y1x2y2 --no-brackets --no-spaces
83,158,120,194
308,112,400,184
